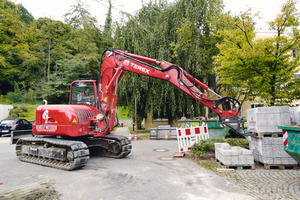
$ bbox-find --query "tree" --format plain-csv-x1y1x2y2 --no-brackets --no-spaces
64,0,97,30
0,0,35,94
114,0,224,126
42,58,91,103
40,1,103,103
214,0,300,106
101,0,113,48
0,0,109,104
31,18,71,82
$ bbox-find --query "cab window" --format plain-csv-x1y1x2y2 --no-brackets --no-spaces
71,82,95,106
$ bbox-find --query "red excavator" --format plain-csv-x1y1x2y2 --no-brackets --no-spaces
15,49,244,170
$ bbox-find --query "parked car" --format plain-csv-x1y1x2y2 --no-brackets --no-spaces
0,118,32,136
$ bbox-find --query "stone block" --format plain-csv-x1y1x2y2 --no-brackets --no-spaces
215,143,254,167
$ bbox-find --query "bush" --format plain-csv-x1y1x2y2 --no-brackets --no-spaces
191,138,249,156
6,91,23,103
8,105,28,118
5,86,39,104
0,95,8,104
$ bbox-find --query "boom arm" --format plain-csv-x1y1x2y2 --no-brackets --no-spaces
97,49,244,136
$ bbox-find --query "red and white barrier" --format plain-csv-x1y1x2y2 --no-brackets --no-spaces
176,125,209,152
283,129,288,147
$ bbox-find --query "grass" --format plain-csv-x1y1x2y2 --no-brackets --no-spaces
128,126,150,133
192,159,221,171
5,104,40,120
116,106,131,120
24,107,36,120
5,104,131,122
126,126,150,139
137,133,150,140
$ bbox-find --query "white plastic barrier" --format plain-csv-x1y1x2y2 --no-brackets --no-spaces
176,125,209,152
0,104,13,121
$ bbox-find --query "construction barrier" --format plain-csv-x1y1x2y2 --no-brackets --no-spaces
176,125,209,152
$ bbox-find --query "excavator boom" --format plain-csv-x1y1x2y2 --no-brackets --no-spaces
99,49,244,136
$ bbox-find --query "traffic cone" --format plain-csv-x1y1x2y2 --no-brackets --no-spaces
134,132,137,140
128,133,132,140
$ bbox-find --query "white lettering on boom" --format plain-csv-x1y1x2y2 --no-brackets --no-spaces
123,60,150,74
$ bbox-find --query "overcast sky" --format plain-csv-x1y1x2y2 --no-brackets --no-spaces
12,0,298,32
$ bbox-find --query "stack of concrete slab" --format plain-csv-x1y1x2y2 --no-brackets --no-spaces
215,143,254,169
150,125,177,140
249,137,298,166
246,106,292,134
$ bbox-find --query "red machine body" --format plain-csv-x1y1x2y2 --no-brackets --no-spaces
33,104,96,137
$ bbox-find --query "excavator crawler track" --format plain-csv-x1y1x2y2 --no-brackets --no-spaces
16,137,90,171
86,135,132,158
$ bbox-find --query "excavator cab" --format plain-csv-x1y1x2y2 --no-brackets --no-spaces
70,80,97,107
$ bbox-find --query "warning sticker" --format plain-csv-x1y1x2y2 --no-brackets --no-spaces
72,118,78,123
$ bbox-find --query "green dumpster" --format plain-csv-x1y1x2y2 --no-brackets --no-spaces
278,125,300,163
178,119,229,138
278,126,300,163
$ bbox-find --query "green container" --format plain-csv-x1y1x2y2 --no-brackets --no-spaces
278,125,300,163
177,119,229,138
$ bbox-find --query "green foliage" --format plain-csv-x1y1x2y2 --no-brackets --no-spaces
117,106,130,120
115,0,224,126
5,84,39,104
102,0,113,48
191,138,249,155
64,0,97,29
0,0,35,94
0,0,108,105
8,105,28,118
214,0,300,105
42,58,92,103
0,95,8,104
6,104,36,120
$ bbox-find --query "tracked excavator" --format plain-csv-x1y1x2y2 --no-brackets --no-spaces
15,49,245,170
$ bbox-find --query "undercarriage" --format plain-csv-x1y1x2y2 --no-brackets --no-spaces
15,134,132,170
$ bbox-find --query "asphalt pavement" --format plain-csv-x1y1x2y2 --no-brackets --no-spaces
0,128,255,200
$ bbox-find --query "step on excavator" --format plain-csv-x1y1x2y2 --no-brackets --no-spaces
15,49,245,170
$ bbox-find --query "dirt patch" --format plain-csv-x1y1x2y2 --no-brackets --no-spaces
0,180,60,200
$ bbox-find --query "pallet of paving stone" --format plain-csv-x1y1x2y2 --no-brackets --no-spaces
250,137,298,166
246,106,292,134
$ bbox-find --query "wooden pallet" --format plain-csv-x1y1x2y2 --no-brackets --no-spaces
256,161,298,170
250,132,283,138
216,159,255,170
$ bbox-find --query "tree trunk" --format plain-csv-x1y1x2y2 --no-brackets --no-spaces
47,37,51,81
